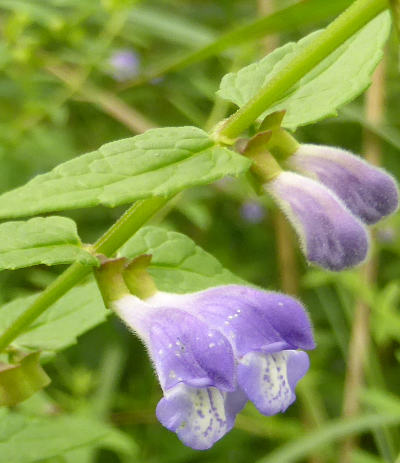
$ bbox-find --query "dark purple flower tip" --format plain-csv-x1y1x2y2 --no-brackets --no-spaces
266,172,370,271
171,285,315,355
288,144,399,225
156,384,247,450
237,350,309,416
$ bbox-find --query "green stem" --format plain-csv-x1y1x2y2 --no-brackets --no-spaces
218,0,388,141
92,197,168,256
0,197,169,354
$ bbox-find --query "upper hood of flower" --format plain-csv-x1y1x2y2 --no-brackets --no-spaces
148,285,315,356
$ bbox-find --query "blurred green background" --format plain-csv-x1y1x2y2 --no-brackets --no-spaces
0,0,400,462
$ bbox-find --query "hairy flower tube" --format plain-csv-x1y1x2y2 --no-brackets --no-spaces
286,144,399,225
265,172,370,271
97,262,315,450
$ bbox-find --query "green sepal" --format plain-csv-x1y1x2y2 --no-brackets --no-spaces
243,132,282,184
95,255,158,308
122,255,157,300
0,352,50,407
267,129,300,161
259,110,287,131
94,258,130,309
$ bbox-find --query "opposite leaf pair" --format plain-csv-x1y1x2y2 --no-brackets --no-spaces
266,144,398,271
97,261,314,450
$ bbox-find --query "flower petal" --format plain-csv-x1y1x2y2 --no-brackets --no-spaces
266,172,369,271
237,350,309,415
156,383,246,450
288,144,399,225
149,308,235,392
151,286,315,355
114,296,235,392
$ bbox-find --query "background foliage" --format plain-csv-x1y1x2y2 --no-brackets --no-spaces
0,0,400,462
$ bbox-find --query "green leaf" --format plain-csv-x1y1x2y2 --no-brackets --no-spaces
119,226,245,293
0,127,250,219
0,411,110,463
0,0,60,25
0,217,98,270
128,5,215,48
63,427,138,463
0,281,107,355
256,414,400,463
218,12,391,131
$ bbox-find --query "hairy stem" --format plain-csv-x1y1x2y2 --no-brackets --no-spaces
0,197,169,354
218,0,388,141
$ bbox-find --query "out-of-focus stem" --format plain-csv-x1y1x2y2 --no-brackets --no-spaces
273,211,299,295
258,3,324,462
256,0,299,294
257,0,280,52
258,0,299,322
47,64,155,134
340,57,386,463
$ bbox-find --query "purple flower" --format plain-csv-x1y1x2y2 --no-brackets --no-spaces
114,285,314,449
376,225,397,244
108,49,139,82
266,172,369,271
287,144,399,225
240,200,266,224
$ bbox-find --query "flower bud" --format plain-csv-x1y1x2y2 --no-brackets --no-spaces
266,172,369,271
287,144,399,225
108,49,139,82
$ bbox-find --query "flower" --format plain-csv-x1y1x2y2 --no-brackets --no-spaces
108,49,139,82
113,284,314,450
265,171,369,271
240,200,266,224
376,225,397,244
287,144,399,225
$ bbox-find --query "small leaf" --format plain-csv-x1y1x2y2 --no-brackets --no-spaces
218,12,391,130
0,352,50,407
119,226,245,293
0,282,108,355
0,411,111,463
0,127,251,219
0,217,98,270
